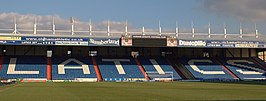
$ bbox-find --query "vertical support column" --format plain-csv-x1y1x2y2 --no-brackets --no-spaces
255,23,259,38
142,27,145,36
192,21,195,38
208,22,211,38
52,17,56,35
0,56,3,71
125,20,128,36
33,18,37,35
89,19,92,36
46,57,52,80
92,57,103,81
215,59,239,79
166,58,187,80
239,23,243,38
107,20,110,36
71,17,75,35
134,58,150,81
13,16,19,34
158,20,162,36
224,23,227,38
175,21,179,37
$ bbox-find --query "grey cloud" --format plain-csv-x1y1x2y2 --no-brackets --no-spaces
0,12,69,29
203,0,266,21
0,12,131,32
0,12,196,35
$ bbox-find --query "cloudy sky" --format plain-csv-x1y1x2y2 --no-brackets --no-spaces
0,0,266,34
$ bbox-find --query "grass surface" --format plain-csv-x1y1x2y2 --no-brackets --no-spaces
0,82,266,101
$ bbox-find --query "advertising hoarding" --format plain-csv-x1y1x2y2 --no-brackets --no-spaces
89,38,120,46
166,37,177,47
121,36,132,46
0,36,89,46
177,39,265,48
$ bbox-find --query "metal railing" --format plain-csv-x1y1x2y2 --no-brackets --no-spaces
0,17,265,41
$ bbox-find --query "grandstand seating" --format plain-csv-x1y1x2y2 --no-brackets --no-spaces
138,57,182,80
251,57,266,70
181,58,235,80
52,57,97,80
222,58,266,80
0,56,47,79
96,57,145,81
0,56,265,81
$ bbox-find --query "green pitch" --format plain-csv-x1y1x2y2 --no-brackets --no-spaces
0,82,266,101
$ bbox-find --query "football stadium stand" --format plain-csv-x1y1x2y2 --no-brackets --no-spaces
52,57,97,80
0,56,265,81
96,57,145,81
0,56,46,79
0,18,266,82
251,57,266,70
221,58,266,80
169,58,196,80
181,58,236,80
138,57,182,80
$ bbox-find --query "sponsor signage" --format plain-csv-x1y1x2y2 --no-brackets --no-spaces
0,36,21,41
206,40,260,48
89,38,120,46
167,37,177,47
0,40,21,45
0,35,265,48
22,37,87,41
178,39,265,48
259,43,266,48
132,35,166,39
178,40,206,47
21,37,89,46
0,36,89,46
121,36,132,46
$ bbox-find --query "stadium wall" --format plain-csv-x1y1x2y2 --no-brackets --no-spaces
0,45,262,58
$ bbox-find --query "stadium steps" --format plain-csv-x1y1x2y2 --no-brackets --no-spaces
92,57,103,81
47,57,52,80
166,58,187,80
214,58,240,79
149,59,165,74
250,57,266,70
134,58,151,81
0,56,3,71
174,58,196,80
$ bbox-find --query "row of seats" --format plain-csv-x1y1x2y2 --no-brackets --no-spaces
0,57,180,80
181,58,266,80
181,58,235,80
221,58,266,80
139,57,182,80
0,56,265,81
52,57,97,80
97,58,144,80
0,56,47,79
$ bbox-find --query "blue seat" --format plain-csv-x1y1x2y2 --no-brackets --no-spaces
0,56,46,79
139,57,182,80
97,58,144,81
52,57,97,80
222,58,266,80
181,58,235,80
